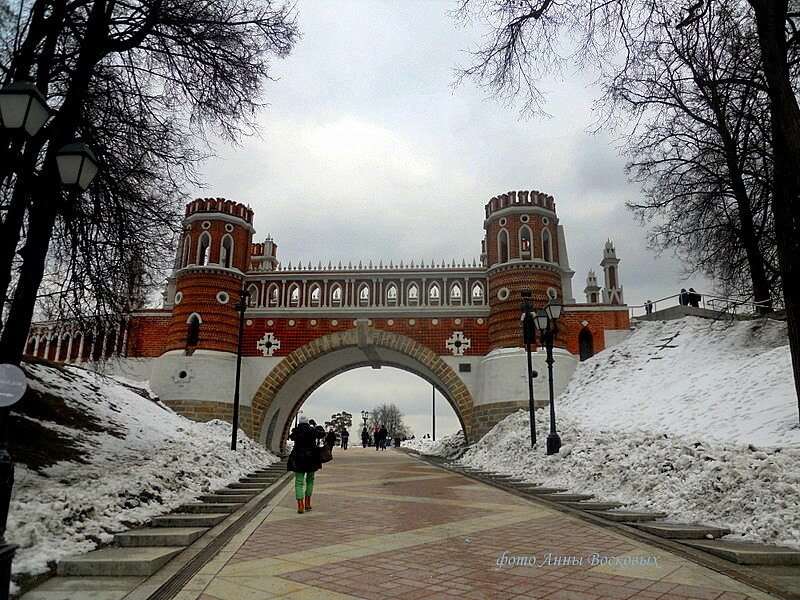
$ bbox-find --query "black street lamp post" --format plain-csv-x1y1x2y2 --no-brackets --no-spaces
231,288,250,451
0,81,98,600
361,411,369,446
520,291,538,447
535,299,564,455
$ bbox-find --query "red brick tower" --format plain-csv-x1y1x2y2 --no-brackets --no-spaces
484,190,567,351
166,198,255,354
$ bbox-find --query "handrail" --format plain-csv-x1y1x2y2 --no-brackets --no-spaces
629,292,772,319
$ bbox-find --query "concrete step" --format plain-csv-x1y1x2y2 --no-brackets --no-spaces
239,477,276,483
57,547,182,576
178,502,240,514
633,523,731,540
537,493,595,502
198,494,251,503
115,527,207,547
561,501,624,511
151,513,228,528
214,487,262,495
681,540,800,565
588,510,668,522
229,482,269,489
521,487,570,495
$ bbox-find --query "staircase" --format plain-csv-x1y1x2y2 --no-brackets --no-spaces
54,460,287,578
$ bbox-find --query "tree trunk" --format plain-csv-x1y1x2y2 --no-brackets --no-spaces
717,127,773,313
0,185,58,365
0,0,107,365
750,0,800,421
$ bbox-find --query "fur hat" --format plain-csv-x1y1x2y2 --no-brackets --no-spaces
298,414,310,425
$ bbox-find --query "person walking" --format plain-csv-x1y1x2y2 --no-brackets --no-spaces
679,289,689,306
340,427,349,450
325,428,337,449
378,425,389,450
361,427,370,448
287,415,324,514
373,426,381,450
644,300,653,315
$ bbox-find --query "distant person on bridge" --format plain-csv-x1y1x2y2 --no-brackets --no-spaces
679,289,689,306
645,300,653,315
340,427,349,450
287,415,325,514
688,288,701,308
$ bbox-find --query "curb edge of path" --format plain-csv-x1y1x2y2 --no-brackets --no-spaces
400,449,799,600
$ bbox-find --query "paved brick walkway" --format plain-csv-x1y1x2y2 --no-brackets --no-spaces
176,448,778,600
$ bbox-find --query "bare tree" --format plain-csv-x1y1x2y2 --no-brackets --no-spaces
368,403,411,440
0,0,299,364
603,0,778,310
455,0,800,420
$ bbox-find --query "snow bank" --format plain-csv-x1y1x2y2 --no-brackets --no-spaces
402,431,465,458
9,361,278,583
457,410,800,549
440,317,800,550
561,316,799,447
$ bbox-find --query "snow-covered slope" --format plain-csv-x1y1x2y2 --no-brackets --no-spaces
402,431,465,458
561,316,799,447
9,360,278,586
447,316,800,550
460,410,800,550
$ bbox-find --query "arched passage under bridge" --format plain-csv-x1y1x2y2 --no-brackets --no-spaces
251,321,475,453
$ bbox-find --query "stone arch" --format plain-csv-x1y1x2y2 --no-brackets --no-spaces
251,324,475,453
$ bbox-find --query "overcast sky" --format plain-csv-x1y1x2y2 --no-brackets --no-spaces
194,0,710,437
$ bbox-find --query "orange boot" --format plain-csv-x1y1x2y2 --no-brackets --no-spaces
304,495,313,511
296,499,304,514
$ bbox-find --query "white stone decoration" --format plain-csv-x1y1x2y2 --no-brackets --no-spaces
581,320,589,326
257,332,281,357
446,331,471,356
216,291,230,304
432,319,439,325
477,318,484,324
246,320,253,326
174,292,183,304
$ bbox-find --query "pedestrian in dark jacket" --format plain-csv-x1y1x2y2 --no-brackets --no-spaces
361,427,370,448
340,428,349,450
287,415,325,514
378,425,389,450
325,428,337,449
688,288,701,308
679,289,689,306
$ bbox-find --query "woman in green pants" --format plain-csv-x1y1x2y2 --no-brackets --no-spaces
287,415,325,513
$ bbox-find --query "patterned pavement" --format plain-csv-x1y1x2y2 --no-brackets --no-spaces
174,448,779,600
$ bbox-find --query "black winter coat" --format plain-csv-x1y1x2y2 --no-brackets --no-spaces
287,423,324,473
